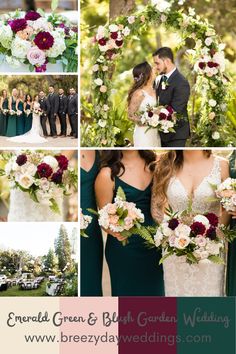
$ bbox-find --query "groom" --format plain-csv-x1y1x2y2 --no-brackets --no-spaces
153,47,190,147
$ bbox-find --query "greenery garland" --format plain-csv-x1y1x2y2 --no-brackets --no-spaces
84,0,230,147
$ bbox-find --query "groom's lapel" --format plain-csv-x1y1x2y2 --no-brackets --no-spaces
167,68,179,84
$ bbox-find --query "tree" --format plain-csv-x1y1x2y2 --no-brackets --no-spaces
109,0,136,19
44,249,57,273
54,225,72,272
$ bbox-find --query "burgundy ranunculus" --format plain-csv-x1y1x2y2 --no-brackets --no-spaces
16,154,27,166
110,32,118,40
168,218,179,230
37,163,53,178
25,11,41,21
198,62,206,70
190,221,206,235
206,226,217,240
166,106,174,115
34,31,54,50
9,18,27,33
159,112,167,120
115,39,123,47
51,170,63,184
98,38,107,46
148,111,154,117
55,155,69,171
205,212,219,227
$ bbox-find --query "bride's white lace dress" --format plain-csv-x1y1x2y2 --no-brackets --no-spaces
133,91,161,147
164,157,225,296
8,102,47,144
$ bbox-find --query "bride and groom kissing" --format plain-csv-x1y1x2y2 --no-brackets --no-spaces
128,47,190,148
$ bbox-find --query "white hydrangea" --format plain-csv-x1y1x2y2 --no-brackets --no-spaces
11,37,32,59
5,55,22,68
0,24,13,49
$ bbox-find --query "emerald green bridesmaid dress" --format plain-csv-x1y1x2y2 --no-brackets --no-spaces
5,97,17,137
227,151,236,296
105,177,164,296
80,152,103,296
24,103,32,133
16,100,25,135
0,98,8,136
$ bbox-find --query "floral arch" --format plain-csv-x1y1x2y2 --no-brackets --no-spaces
84,0,230,147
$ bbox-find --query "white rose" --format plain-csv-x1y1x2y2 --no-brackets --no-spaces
127,16,135,24
209,99,217,107
174,235,191,249
122,27,130,36
39,177,50,191
151,0,171,12
174,223,191,238
162,223,173,237
94,78,103,86
154,229,163,247
21,162,37,176
205,38,213,47
0,24,13,49
18,174,34,189
195,235,207,247
193,215,210,228
30,17,53,32
92,64,99,72
212,131,220,140
109,24,119,32
47,36,66,58
11,37,31,59
96,26,107,40
98,119,107,128
42,156,59,172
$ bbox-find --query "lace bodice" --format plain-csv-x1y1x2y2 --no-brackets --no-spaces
166,157,222,216
139,90,156,111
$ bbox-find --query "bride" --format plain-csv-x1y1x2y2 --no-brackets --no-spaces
8,95,47,144
151,150,230,296
128,61,161,147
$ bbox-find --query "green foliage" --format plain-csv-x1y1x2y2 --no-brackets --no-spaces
54,225,72,272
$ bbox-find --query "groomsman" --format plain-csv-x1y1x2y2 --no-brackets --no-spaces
47,86,59,138
58,88,68,137
39,91,50,136
67,88,78,139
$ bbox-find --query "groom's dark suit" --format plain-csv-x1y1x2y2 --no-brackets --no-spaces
47,92,59,137
156,69,190,147
39,97,50,136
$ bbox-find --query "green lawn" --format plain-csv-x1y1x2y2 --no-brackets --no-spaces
0,280,48,297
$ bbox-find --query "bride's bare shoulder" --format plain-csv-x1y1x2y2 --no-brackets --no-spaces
130,89,144,102
213,155,229,178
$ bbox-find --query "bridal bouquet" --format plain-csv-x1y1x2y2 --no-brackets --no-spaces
25,109,32,116
0,151,77,214
16,110,22,116
90,187,145,245
0,4,78,72
2,109,9,115
215,178,236,212
9,110,16,115
138,105,177,134
33,108,42,115
80,209,92,237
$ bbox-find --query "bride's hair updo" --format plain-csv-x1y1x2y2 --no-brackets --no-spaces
100,150,156,180
152,150,212,213
127,61,152,104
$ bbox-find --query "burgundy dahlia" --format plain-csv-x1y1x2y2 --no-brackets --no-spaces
198,62,206,70
9,18,27,33
25,11,41,21
55,155,69,171
206,226,217,240
207,61,215,68
166,106,174,115
190,221,206,236
168,218,179,230
51,170,63,184
16,154,27,166
98,38,107,46
34,31,54,50
37,163,53,178
159,112,167,120
110,32,118,40
205,212,219,227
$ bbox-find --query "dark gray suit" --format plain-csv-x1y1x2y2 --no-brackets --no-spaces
47,93,59,136
39,97,50,136
58,94,68,135
156,69,190,147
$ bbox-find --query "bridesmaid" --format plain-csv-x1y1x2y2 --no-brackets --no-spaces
24,94,33,133
5,88,18,137
227,150,236,296
95,150,164,296
16,89,25,135
80,150,104,296
0,89,8,136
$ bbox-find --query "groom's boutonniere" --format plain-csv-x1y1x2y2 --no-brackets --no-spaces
161,78,169,90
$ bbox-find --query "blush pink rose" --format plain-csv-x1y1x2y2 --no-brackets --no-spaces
27,47,46,66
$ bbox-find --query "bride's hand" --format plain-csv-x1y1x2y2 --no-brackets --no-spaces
103,228,127,242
